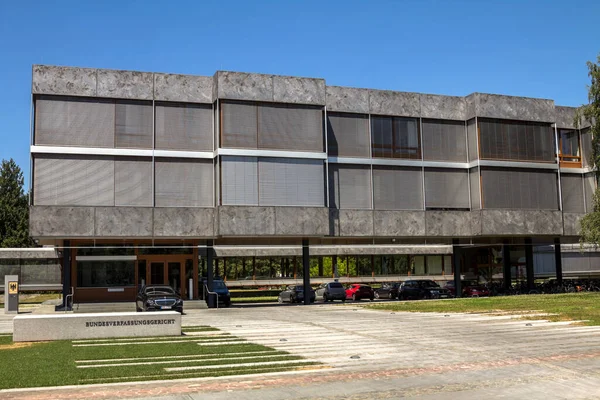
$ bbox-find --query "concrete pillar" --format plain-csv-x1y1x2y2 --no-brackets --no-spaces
452,239,462,298
252,256,256,280
206,239,215,308
242,258,246,278
502,241,512,291
62,240,72,309
554,237,563,285
525,238,534,290
318,257,323,277
302,239,310,305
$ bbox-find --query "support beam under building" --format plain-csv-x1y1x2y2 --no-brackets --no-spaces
452,239,461,298
525,238,534,290
554,237,563,285
302,239,310,305
206,239,215,308
503,241,511,291
60,240,72,310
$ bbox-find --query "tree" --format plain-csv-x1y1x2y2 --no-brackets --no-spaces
578,54,600,246
0,159,33,247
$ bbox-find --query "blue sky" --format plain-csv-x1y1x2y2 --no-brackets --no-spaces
0,0,598,188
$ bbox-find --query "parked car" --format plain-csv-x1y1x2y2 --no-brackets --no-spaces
277,285,316,303
445,280,490,297
399,280,452,300
375,282,401,300
315,282,347,302
211,279,232,307
136,285,183,313
346,284,375,301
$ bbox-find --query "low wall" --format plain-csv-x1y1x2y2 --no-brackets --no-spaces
13,311,181,342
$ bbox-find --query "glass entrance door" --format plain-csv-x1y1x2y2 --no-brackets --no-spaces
168,262,182,294
150,262,166,285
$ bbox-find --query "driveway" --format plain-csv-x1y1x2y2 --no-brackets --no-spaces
2,302,600,399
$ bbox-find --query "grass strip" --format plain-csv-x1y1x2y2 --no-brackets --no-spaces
231,296,277,303
75,349,287,364
367,292,600,326
77,354,301,368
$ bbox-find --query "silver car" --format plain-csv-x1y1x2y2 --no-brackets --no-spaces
315,282,347,302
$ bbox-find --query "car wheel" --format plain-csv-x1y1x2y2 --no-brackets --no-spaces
352,294,357,301
374,292,380,299
136,306,142,312
342,298,346,302
389,292,394,300
370,296,374,301
323,294,328,302
277,295,283,304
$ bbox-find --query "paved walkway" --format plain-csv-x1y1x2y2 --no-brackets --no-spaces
2,302,600,398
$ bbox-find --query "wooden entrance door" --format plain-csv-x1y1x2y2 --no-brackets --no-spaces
137,256,192,298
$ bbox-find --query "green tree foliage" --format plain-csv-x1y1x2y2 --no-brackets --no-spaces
0,159,33,247
578,54,600,245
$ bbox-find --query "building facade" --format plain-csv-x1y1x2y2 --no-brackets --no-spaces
27,65,595,303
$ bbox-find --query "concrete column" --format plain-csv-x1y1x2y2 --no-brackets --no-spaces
242,258,246,278
332,255,338,278
554,237,563,285
302,239,311,305
318,257,323,277
252,256,256,280
525,238,534,290
206,239,215,308
61,240,72,309
371,255,375,278
452,239,462,298
502,241,512,291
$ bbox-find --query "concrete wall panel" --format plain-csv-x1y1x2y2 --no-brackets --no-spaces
273,76,325,105
216,71,273,102
326,86,370,114
470,210,482,236
373,211,425,237
420,94,466,121
369,90,420,117
274,207,329,236
94,207,153,237
425,211,471,237
154,73,213,103
153,208,215,237
475,93,554,123
555,106,578,129
523,210,563,236
480,210,524,236
218,206,275,236
465,94,477,120
32,65,97,97
30,206,94,237
338,210,374,237
563,212,585,236
97,69,153,100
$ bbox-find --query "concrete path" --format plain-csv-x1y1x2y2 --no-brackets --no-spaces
2,302,600,399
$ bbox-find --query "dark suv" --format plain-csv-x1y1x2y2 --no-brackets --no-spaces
399,280,452,300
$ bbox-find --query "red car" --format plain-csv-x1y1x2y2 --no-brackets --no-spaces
445,281,490,297
346,284,375,301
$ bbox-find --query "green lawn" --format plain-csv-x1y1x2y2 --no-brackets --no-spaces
0,326,318,389
367,292,600,325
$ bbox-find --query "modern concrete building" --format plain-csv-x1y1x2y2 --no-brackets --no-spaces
25,65,596,304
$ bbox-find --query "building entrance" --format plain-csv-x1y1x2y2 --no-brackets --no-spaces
137,256,194,300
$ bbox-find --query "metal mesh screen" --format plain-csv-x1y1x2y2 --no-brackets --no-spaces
560,174,584,213
258,158,324,206
467,119,478,161
373,167,423,210
584,173,596,212
115,157,152,206
221,102,258,148
34,155,114,206
115,101,153,149
582,128,592,168
258,104,324,152
424,169,470,209
327,113,370,157
155,159,213,207
221,156,259,205
328,164,372,209
35,96,115,147
155,103,213,151
470,168,480,210
479,119,555,162
480,168,558,209
422,120,467,162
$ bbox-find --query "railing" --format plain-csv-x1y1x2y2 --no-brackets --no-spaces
204,284,219,309
65,286,74,312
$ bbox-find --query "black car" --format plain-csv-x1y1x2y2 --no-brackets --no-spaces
399,280,452,300
375,282,401,300
211,280,231,307
277,285,316,303
136,285,183,313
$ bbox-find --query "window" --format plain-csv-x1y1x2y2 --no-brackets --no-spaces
424,169,470,210
558,129,581,167
328,164,372,209
258,158,324,206
155,159,213,207
480,168,559,210
115,101,153,149
155,103,213,151
422,119,466,162
327,113,370,157
371,116,420,159
221,156,258,206
373,167,423,210
478,119,554,162
77,261,135,287
561,174,584,213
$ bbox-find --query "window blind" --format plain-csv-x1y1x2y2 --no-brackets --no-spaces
328,164,372,209
372,167,423,210
156,103,213,151
327,113,370,157
424,169,469,209
422,119,467,162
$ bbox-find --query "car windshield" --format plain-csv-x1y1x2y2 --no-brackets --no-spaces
329,283,343,288
145,286,175,295
213,281,227,289
419,281,439,288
